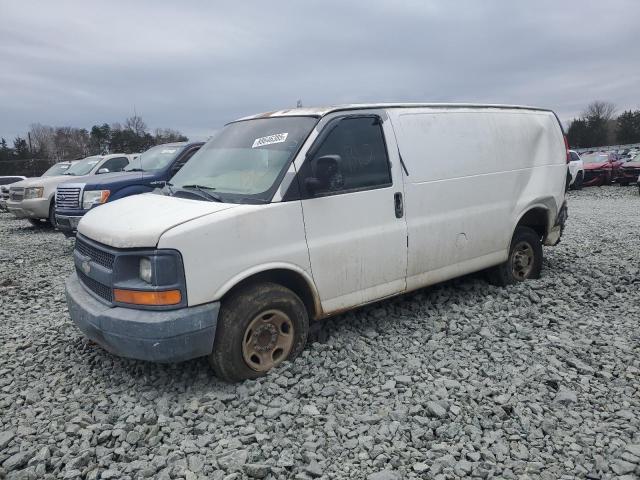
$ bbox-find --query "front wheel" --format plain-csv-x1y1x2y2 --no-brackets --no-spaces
487,226,543,286
46,202,57,228
209,282,309,382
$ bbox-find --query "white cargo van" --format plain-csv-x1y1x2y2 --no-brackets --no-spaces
66,104,568,381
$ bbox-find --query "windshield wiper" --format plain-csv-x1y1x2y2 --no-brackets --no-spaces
126,168,144,172
180,184,223,202
163,182,175,196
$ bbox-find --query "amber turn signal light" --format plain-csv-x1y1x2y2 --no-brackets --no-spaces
113,289,181,306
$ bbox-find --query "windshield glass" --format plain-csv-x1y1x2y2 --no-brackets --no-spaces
581,154,609,164
43,162,72,177
125,145,183,172
170,117,317,203
63,156,102,176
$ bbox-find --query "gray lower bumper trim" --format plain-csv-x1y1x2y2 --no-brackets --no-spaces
66,273,219,363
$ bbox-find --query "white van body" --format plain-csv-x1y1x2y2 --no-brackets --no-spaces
66,104,568,377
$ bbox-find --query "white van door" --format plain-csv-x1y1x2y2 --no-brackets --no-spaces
294,114,408,313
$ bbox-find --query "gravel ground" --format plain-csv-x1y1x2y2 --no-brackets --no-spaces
0,186,639,480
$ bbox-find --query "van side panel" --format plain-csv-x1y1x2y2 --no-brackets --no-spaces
390,108,566,291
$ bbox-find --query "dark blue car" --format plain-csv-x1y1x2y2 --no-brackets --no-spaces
55,142,203,235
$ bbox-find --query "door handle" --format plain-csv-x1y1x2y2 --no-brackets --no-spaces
394,192,404,218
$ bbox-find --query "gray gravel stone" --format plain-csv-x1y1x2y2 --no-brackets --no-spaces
3,451,31,471
1,187,639,479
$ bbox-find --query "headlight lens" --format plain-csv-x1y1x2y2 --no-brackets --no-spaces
82,190,110,209
139,257,152,283
24,187,44,199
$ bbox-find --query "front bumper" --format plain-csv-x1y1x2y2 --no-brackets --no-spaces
66,273,219,363
6,198,50,219
56,214,83,233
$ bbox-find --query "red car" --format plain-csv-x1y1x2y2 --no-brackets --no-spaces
581,152,624,187
617,153,640,186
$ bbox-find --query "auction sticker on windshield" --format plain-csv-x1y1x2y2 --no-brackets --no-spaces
161,149,177,154
252,133,288,148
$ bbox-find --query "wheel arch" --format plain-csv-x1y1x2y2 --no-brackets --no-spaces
214,263,322,320
512,199,557,243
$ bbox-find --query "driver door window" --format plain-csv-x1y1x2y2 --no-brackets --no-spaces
301,116,392,198
100,157,129,173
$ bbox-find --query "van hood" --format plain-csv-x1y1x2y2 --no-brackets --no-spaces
77,193,239,248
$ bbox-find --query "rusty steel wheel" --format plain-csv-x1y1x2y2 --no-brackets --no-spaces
510,241,535,281
209,282,309,382
242,309,294,372
486,226,542,286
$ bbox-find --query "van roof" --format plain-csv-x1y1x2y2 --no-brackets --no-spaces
235,103,556,122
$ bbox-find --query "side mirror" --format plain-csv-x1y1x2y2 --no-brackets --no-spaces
304,177,322,196
97,168,110,174
304,154,342,196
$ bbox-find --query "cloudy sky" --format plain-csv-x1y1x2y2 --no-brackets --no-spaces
1,0,639,141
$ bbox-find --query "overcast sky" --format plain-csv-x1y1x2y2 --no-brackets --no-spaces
1,0,639,141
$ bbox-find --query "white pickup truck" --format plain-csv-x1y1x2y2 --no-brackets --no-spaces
66,103,568,381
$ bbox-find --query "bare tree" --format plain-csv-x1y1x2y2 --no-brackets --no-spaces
28,123,55,157
124,115,147,137
582,101,616,122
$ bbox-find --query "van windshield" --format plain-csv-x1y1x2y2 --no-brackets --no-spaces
125,145,183,172
170,117,317,203
63,156,102,176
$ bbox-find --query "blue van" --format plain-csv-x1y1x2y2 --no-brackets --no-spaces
55,142,203,235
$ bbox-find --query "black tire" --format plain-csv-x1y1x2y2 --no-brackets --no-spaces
27,218,43,227
209,282,309,382
46,201,57,228
572,172,583,190
620,181,629,187
486,226,543,286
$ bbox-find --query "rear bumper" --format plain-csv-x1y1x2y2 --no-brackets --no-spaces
66,273,219,363
544,201,567,246
6,198,50,219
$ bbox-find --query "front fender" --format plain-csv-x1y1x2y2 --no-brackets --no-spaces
212,262,321,314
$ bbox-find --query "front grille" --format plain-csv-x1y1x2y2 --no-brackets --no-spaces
9,187,24,202
77,268,113,302
56,187,81,209
75,237,115,269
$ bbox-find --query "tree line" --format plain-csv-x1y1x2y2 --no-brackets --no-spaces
0,115,188,162
567,101,640,149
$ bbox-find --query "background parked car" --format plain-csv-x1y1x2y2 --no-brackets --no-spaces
580,152,624,187
618,153,640,186
568,150,584,190
55,142,203,235
6,154,134,227
0,176,26,211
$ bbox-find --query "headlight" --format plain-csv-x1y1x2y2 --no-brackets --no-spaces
82,190,110,209
24,187,44,199
139,257,153,283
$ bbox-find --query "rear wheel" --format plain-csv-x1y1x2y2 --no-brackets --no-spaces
209,282,309,382
487,226,543,286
